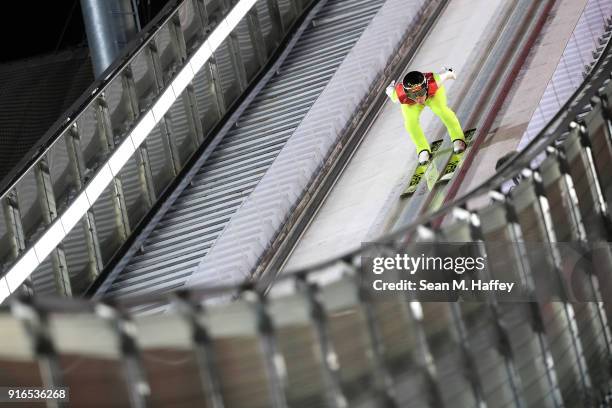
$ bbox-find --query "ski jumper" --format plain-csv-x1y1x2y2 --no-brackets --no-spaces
388,72,465,154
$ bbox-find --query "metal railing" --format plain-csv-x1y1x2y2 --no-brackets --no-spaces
0,0,314,301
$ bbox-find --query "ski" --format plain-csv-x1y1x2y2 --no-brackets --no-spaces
436,128,477,183
400,129,476,198
400,139,444,197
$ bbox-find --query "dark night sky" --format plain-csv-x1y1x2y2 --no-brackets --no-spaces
1,0,170,63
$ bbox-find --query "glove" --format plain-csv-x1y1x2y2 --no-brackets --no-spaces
385,80,396,99
439,67,456,82
440,67,457,82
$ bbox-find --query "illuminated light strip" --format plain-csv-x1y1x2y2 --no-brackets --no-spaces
0,277,9,301
6,251,38,292
0,0,260,303
85,164,114,205
226,0,258,30
172,63,196,97
190,42,213,74
33,222,67,263
208,20,231,51
108,137,137,176
151,86,177,121
60,193,90,233
130,112,156,147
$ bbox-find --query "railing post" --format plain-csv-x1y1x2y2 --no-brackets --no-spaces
169,14,206,145
246,7,268,68
34,158,72,296
146,42,182,176
207,55,228,118
448,303,488,406
194,0,227,119
121,68,158,208
297,276,348,408
2,189,33,295
249,291,289,408
172,293,226,408
66,124,105,284
95,94,132,241
12,298,67,408
228,32,249,91
97,303,150,407
351,272,397,406
221,0,248,92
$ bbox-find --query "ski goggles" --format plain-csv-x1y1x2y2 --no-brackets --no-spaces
404,80,428,100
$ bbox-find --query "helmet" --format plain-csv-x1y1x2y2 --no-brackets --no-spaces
402,71,427,99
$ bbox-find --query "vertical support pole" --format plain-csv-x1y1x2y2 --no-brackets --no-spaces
408,311,446,407
351,273,397,406
121,68,158,207
168,14,188,61
397,291,445,406
146,43,182,175
597,93,612,143
97,303,150,408
227,31,249,91
65,124,105,283
3,190,26,257
297,276,348,408
194,0,227,119
95,94,132,241
2,190,33,295
448,303,487,406
246,7,268,68
576,122,612,234
249,291,289,408
221,0,248,92
172,293,226,408
34,158,72,296
207,55,228,118
12,298,67,408
168,15,205,145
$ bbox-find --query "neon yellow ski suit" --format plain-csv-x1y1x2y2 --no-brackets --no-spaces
388,73,465,154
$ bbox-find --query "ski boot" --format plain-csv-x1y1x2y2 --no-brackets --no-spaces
453,139,467,154
418,150,432,165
